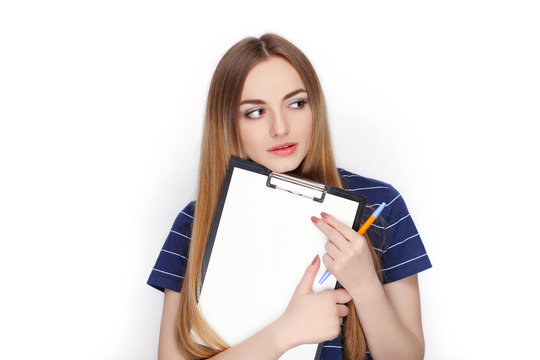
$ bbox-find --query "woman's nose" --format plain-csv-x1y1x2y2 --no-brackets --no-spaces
269,110,290,138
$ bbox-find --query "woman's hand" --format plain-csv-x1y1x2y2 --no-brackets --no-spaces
311,213,380,297
275,255,351,349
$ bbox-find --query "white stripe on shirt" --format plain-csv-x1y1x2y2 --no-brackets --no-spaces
170,230,191,239
181,211,194,219
345,186,389,191
369,193,401,209
385,193,401,207
161,249,187,260
372,214,410,230
153,268,184,278
322,344,369,354
381,254,427,272
383,233,419,253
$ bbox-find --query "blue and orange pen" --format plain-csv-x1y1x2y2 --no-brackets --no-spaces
318,202,387,285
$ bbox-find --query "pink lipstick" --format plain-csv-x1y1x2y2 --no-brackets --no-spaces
267,142,298,156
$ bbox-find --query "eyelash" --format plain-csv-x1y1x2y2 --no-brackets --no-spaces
244,99,307,119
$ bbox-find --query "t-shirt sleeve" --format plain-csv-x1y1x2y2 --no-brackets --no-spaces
374,186,432,284
147,202,195,293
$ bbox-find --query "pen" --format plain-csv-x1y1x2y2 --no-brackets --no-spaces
318,202,387,285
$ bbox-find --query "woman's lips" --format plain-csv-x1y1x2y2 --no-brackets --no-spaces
267,143,298,156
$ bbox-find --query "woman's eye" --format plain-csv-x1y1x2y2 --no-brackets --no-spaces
290,100,306,109
245,108,264,119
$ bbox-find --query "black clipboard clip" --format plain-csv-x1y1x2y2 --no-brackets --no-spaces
266,172,327,203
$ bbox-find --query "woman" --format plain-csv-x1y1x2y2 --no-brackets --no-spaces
148,33,431,360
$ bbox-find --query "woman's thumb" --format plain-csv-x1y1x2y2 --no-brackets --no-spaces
294,255,320,296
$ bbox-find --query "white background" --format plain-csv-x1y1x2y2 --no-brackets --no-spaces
1,1,538,359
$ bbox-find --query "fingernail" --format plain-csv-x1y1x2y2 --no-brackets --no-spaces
311,255,318,265
311,216,319,224
321,212,330,219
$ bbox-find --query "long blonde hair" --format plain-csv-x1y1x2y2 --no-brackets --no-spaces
177,33,382,360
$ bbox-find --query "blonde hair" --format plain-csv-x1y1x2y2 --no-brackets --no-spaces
176,33,382,360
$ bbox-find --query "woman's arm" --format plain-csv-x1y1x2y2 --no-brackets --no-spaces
312,213,425,360
159,290,186,360
158,256,351,360
351,275,424,360
159,289,286,360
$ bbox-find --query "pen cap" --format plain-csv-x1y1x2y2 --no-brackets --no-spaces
372,202,387,218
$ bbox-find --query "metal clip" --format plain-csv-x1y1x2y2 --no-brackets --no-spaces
266,172,327,203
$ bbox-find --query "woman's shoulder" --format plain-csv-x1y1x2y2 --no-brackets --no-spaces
337,168,400,205
170,201,196,232
338,168,432,282
147,201,195,293
338,168,393,188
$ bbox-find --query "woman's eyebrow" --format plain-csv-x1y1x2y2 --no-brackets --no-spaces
283,88,307,100
239,88,307,106
239,98,265,106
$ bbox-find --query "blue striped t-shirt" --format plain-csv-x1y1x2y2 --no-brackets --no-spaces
147,168,432,360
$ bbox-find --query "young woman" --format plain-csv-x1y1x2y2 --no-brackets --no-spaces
147,33,431,360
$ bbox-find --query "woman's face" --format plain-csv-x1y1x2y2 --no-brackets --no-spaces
238,56,313,173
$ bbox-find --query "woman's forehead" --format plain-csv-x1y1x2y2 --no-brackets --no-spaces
240,57,306,101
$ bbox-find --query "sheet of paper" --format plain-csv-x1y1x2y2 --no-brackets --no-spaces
198,167,359,359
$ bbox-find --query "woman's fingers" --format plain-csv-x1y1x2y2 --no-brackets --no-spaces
337,304,349,318
333,288,352,304
282,283,352,345
324,238,340,259
311,216,349,250
322,252,334,267
293,255,320,296
320,212,360,240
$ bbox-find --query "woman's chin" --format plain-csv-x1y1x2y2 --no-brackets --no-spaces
260,159,302,174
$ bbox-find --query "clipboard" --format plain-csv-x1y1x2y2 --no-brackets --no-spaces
198,157,367,359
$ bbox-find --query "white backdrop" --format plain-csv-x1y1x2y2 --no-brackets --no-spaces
1,1,539,359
